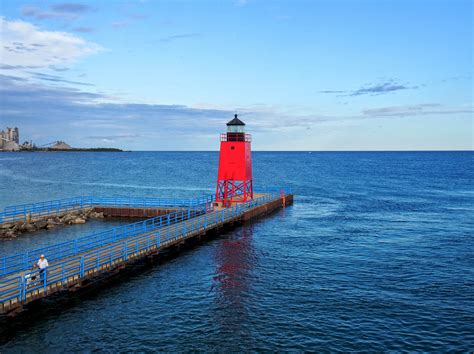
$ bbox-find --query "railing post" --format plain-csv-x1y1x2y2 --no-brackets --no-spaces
20,276,26,301
43,269,48,293
80,256,84,277
61,263,65,285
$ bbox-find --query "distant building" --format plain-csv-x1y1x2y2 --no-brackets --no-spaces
51,141,72,150
0,127,20,151
8,128,19,143
2,141,20,151
22,141,34,149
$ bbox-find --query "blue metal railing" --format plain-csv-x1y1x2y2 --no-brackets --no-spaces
0,206,209,278
0,276,22,303
256,187,292,196
0,189,291,305
0,195,214,224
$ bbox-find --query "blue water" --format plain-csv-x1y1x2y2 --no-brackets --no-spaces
0,151,473,351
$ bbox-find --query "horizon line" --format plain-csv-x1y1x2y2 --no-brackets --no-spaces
4,149,472,153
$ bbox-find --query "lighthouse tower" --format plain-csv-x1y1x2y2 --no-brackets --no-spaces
215,114,253,207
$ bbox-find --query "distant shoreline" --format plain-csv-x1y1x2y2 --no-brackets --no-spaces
0,148,124,152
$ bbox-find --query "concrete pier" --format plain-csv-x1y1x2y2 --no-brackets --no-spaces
93,207,178,218
0,193,293,315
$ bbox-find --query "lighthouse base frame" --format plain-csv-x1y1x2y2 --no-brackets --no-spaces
215,179,253,207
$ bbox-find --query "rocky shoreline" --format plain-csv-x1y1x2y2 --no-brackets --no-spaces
0,208,105,239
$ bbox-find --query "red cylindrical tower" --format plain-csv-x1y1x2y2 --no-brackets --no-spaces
215,114,253,207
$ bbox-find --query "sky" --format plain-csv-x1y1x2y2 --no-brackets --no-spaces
0,0,472,151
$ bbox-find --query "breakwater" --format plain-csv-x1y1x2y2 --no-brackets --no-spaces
0,208,103,239
0,208,181,239
0,196,213,239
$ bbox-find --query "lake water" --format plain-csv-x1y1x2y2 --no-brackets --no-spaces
0,151,473,351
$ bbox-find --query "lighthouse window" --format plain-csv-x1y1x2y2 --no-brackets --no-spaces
228,125,244,133
230,146,235,150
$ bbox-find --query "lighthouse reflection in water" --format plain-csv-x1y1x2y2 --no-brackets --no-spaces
212,224,258,332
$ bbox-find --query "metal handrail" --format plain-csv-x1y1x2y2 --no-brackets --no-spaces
256,187,292,196
0,207,209,278
0,195,214,224
0,190,289,304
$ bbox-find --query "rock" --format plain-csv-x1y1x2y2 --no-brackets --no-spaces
72,218,86,224
45,219,59,229
1,223,13,230
25,223,36,232
65,214,83,224
4,231,16,238
35,219,48,229
62,211,81,220
61,214,74,223
18,223,29,232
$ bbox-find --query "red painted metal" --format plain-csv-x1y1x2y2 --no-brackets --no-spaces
215,118,253,207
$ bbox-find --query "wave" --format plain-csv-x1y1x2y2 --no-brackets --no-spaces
0,169,213,192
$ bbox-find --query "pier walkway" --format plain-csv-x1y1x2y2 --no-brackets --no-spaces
0,191,292,315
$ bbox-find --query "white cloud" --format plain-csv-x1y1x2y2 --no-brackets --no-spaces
362,104,473,117
0,17,102,72
235,0,248,6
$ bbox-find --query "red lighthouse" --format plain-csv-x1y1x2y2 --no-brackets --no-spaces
215,115,253,207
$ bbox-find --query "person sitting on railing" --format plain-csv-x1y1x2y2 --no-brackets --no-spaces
25,266,38,286
35,254,49,282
